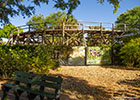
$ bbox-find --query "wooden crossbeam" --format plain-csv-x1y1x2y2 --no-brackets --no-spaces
44,36,52,45
64,31,82,45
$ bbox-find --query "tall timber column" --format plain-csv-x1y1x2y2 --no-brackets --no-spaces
62,22,65,45
111,23,115,65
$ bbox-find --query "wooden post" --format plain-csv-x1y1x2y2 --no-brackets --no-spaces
62,22,65,45
7,30,14,45
52,34,54,45
42,24,46,44
82,24,87,66
23,33,26,45
100,22,104,43
66,34,69,46
111,23,115,65
16,28,20,44
10,29,14,45
82,24,86,46
37,34,40,44
85,46,88,66
100,22,103,32
41,35,44,44
124,24,126,32
27,25,31,45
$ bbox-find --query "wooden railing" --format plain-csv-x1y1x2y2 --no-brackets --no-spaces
9,21,130,33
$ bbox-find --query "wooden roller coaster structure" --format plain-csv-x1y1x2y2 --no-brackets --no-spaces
7,21,128,46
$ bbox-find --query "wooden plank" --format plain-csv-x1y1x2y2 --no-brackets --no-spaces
13,77,61,89
62,22,65,44
15,71,62,83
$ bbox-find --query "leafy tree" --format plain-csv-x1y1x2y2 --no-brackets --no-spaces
116,6,140,33
1,0,122,24
0,24,22,38
27,15,47,30
98,0,120,13
27,11,78,30
46,11,78,29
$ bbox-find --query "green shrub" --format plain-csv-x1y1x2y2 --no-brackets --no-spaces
0,44,71,77
120,38,140,67
121,34,140,43
31,45,56,73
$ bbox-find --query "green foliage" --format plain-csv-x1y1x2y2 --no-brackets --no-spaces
1,0,121,24
30,45,56,73
113,43,123,65
98,0,120,13
27,15,47,30
27,11,78,30
0,24,23,38
121,34,140,43
0,0,79,24
116,6,140,33
119,38,140,67
100,44,112,65
0,44,72,77
54,0,80,14
113,35,140,65
0,0,46,24
45,11,78,29
89,25,105,30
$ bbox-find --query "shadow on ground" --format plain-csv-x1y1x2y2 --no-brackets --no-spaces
118,77,140,88
51,74,112,100
114,77,140,99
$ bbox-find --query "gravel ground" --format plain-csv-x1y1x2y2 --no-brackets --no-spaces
49,66,140,100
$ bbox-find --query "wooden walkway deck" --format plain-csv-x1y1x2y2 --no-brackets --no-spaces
7,21,127,46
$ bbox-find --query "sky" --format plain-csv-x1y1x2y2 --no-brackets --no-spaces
8,0,140,27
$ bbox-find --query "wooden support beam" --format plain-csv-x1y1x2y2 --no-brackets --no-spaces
85,47,87,65
124,24,127,32
66,35,69,46
41,31,46,44
6,30,13,45
15,28,20,44
62,22,65,44
64,32,82,45
82,24,85,46
45,36,52,45
100,22,103,32
111,23,115,65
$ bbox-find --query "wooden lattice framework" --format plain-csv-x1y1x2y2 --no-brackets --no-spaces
7,21,127,46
